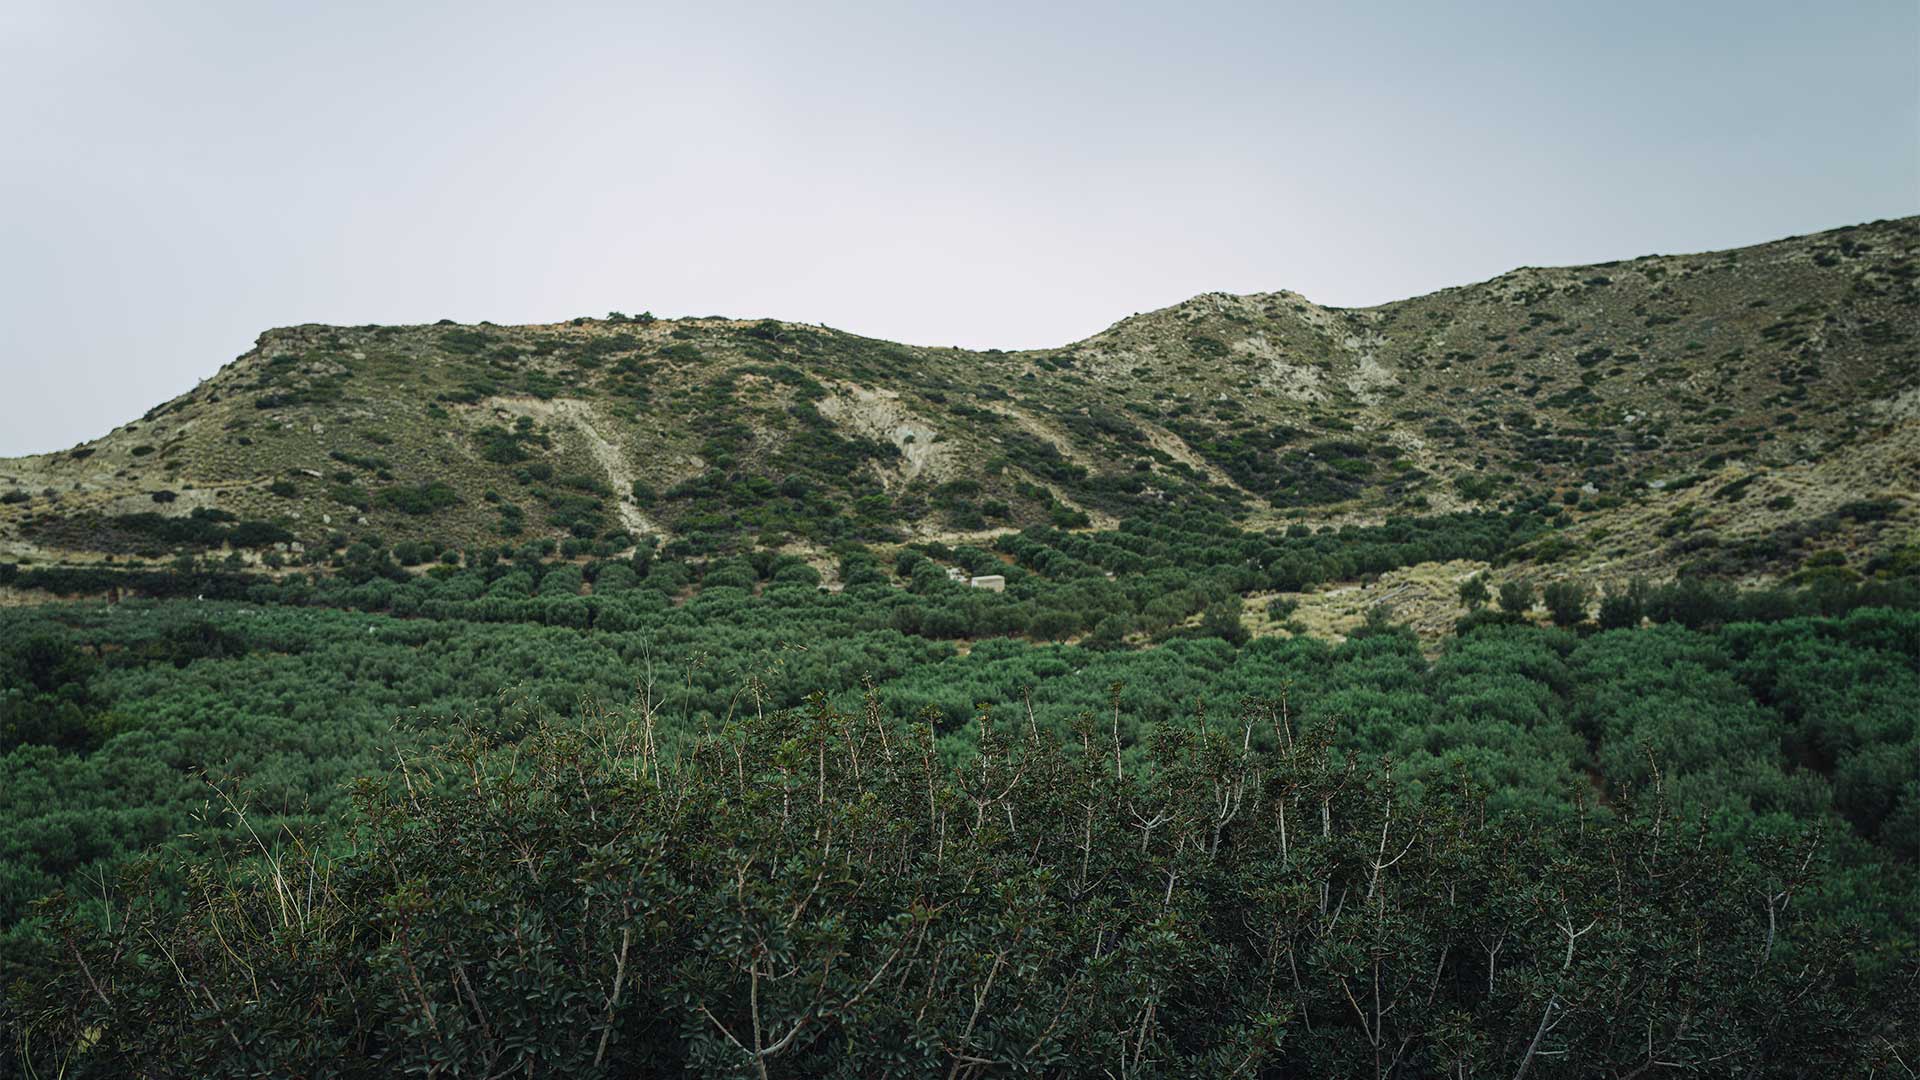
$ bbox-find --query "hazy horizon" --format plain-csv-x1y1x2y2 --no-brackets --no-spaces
2,0,1915,456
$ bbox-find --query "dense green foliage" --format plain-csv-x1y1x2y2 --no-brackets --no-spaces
20,508,295,557
3,509,1553,647
11,702,1914,1076
1,508,1917,1074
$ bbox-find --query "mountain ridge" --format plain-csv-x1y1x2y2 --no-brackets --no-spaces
3,216,1916,610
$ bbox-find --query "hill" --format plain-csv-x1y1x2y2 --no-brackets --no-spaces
3,217,1916,599
5,221,1919,1075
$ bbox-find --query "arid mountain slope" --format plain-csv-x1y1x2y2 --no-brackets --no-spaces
3,218,1915,585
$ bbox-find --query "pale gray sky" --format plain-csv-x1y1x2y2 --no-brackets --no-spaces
1,0,1914,455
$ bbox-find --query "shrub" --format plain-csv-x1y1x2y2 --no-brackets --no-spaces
377,482,461,516
1836,498,1900,523
1454,474,1497,501
1646,577,1736,629
227,521,295,548
475,426,532,465
1049,505,1091,529
1027,608,1080,641
392,540,438,566
438,328,493,355
1542,579,1590,627
1497,578,1534,615
1597,578,1648,630
1200,598,1249,644
1457,573,1490,610
1349,602,1401,639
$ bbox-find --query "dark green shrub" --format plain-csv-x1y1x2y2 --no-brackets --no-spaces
1646,577,1736,629
1597,578,1648,630
1457,573,1490,610
227,521,295,548
475,426,532,465
1836,498,1900,523
1497,578,1534,615
377,482,461,516
392,540,437,567
1542,579,1590,627
0,633,104,753
1455,474,1497,500
1200,598,1249,644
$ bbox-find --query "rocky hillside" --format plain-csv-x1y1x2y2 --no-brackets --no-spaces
3,217,1916,584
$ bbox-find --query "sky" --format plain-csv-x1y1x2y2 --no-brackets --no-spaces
1,1,1914,456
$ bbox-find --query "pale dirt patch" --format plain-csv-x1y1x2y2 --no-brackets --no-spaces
1230,333,1283,364
1872,388,1920,423
488,397,664,539
901,524,1025,548
1251,559,1492,646
815,383,951,488
0,587,65,608
1342,352,1398,405
1258,360,1329,403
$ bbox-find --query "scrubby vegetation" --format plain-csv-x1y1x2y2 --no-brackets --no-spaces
21,509,294,556
0,513,1916,1072
9,697,1911,1076
5,218,1916,567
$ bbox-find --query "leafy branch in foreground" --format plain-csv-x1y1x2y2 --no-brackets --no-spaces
11,695,1914,1078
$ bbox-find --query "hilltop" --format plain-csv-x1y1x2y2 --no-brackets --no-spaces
3,218,1916,599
